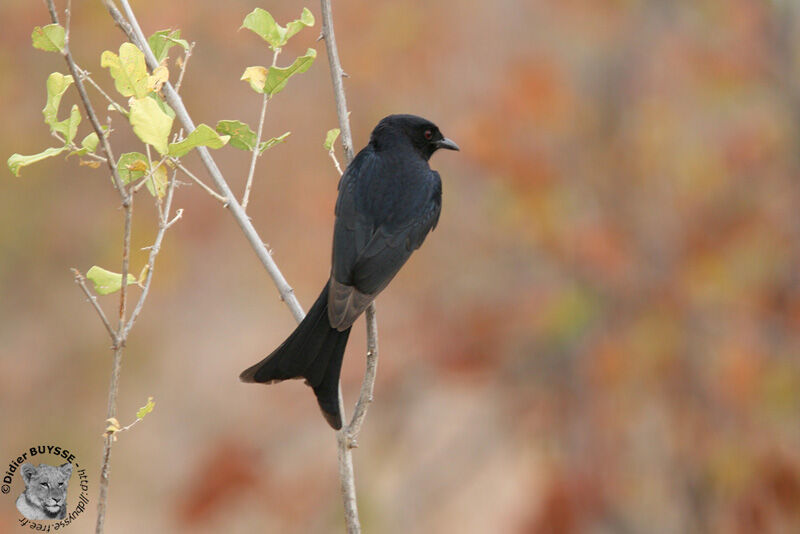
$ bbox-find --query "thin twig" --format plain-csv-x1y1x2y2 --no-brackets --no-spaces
347,303,379,447
243,48,279,210
242,93,268,210
76,65,127,115
328,149,343,176
173,160,227,203
122,170,179,338
71,268,118,343
117,194,132,332
101,0,135,42
174,42,193,93
106,0,305,323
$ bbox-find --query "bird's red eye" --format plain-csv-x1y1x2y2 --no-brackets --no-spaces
424,129,433,140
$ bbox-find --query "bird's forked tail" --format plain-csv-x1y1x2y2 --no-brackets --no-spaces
239,282,351,429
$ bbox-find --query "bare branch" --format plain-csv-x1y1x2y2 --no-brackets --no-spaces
346,302,379,447
122,170,179,338
71,268,118,343
319,0,380,531
173,160,227,203
337,428,361,534
101,0,135,42
320,0,355,162
117,194,133,332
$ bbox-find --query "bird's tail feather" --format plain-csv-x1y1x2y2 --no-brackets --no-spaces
239,282,351,429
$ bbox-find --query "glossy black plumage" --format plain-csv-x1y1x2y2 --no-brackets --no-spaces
240,114,458,429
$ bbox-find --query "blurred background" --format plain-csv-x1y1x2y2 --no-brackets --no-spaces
2,0,800,532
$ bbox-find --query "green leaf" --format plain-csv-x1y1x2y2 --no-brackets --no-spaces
258,131,291,154
82,132,100,153
68,131,102,158
42,72,74,131
148,29,189,63
241,66,267,93
31,24,65,53
263,48,316,96
136,396,156,419
129,96,173,155
168,124,230,157
145,163,168,199
117,152,148,184
241,7,314,50
284,8,315,43
52,104,81,144
86,266,137,295
101,43,150,99
7,147,66,177
215,120,257,151
241,8,282,49
324,128,340,151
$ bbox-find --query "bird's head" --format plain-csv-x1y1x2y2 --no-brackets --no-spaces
370,114,459,160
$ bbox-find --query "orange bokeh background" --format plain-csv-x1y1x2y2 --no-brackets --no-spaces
1,1,799,533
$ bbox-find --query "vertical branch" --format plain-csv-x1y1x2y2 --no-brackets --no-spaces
320,0,354,162
43,2,132,532
320,0,380,532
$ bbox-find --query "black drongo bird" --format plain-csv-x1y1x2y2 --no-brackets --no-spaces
239,114,459,429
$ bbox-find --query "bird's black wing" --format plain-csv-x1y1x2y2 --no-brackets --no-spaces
351,172,442,294
328,149,441,330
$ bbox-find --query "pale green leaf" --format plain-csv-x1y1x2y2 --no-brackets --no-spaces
323,128,340,151
168,124,229,157
117,152,148,185
216,120,257,151
86,265,137,295
82,132,99,153
136,396,156,419
68,131,102,158
145,163,168,198
7,147,66,177
241,7,314,49
241,8,282,49
42,72,74,130
129,96,173,155
264,48,316,96
52,104,81,144
31,24,65,53
148,29,189,63
241,66,267,93
100,43,150,99
258,131,291,154
284,8,315,43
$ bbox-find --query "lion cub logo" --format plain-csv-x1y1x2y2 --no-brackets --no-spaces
16,462,73,520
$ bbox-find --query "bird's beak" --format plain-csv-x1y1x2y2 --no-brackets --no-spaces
436,137,460,151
